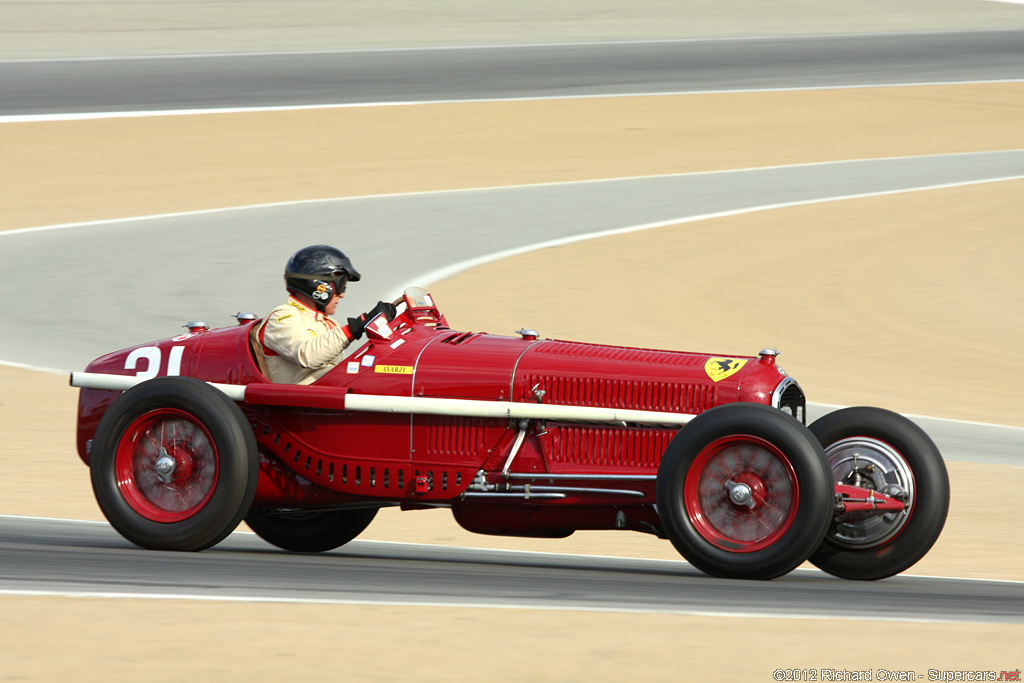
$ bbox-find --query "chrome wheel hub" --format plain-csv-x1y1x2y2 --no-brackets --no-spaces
825,437,915,548
724,479,756,508
154,448,177,484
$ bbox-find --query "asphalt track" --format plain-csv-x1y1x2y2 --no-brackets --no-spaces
2,516,1022,624
2,33,1023,619
2,30,1023,116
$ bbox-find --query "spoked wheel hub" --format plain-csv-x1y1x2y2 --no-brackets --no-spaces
723,470,772,510
685,436,800,553
114,408,220,523
154,449,177,483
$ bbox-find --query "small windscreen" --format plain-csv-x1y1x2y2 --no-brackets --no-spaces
404,287,435,309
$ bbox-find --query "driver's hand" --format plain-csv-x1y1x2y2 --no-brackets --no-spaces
347,301,398,340
346,316,366,340
368,300,398,322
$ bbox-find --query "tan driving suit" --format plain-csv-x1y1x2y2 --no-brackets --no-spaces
257,297,353,384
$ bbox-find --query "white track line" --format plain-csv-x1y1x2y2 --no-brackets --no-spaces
407,174,1024,290
0,589,1011,623
8,165,1024,432
812,401,1024,434
3,149,1022,239
0,359,67,375
3,79,1023,124
7,514,1022,583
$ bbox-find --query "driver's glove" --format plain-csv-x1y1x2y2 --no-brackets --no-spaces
371,301,399,322
347,301,398,340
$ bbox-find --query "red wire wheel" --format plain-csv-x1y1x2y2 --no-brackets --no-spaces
114,408,220,523
684,435,799,553
656,403,833,580
91,376,258,551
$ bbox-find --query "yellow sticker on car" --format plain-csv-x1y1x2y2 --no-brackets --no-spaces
704,358,747,382
374,365,414,374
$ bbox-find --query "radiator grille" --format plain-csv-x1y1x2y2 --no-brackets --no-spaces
774,380,807,424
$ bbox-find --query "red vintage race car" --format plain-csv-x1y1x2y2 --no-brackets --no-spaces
72,287,949,580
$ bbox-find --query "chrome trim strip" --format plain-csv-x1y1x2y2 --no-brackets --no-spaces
410,329,447,389
461,492,566,500
509,338,547,403
509,485,646,498
505,473,656,481
771,376,802,409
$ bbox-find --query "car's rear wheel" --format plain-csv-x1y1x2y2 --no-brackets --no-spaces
90,376,258,551
808,407,949,580
245,507,379,552
656,403,833,580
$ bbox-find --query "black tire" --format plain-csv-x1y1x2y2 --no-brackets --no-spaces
656,403,833,580
245,507,379,552
90,376,258,551
808,407,949,580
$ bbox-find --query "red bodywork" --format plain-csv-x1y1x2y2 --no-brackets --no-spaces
76,290,821,538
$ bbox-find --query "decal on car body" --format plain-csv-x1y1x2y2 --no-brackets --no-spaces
704,358,747,382
374,365,414,374
124,345,185,379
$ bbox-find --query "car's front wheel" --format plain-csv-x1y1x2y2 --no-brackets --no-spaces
656,403,833,580
90,376,258,551
808,407,949,580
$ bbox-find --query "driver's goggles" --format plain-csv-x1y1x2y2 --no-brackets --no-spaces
333,275,349,294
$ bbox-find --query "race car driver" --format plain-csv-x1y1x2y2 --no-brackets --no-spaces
256,244,396,384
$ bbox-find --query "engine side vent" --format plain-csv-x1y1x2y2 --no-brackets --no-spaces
425,416,496,456
442,332,475,345
546,426,676,469
525,374,716,414
533,341,706,367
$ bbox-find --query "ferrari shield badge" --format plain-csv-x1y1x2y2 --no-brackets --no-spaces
704,358,747,382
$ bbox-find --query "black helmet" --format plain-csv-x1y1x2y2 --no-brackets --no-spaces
284,245,361,311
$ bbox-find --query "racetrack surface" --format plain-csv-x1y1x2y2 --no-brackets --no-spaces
3,517,1022,624
3,30,1023,116
2,2,1023,679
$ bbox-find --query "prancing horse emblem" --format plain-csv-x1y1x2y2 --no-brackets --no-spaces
704,358,747,383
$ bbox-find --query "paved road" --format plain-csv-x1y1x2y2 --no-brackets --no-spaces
2,517,1021,623
2,30,1022,116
